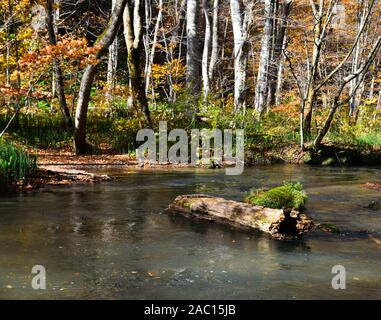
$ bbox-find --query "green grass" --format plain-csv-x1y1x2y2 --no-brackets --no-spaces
244,182,308,210
0,139,37,189
354,132,381,149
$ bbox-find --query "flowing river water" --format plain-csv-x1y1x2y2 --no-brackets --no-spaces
0,165,380,299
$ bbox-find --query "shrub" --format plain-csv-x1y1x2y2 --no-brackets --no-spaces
244,182,307,210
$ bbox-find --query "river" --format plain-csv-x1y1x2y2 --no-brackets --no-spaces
0,165,380,299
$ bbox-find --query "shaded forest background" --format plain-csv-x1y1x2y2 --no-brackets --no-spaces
0,0,380,158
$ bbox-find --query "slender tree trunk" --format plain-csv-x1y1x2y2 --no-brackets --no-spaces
254,0,276,114
230,0,253,112
145,0,163,96
123,0,153,127
74,0,127,154
349,1,368,117
208,0,219,87
267,0,292,107
171,0,186,61
186,0,201,106
275,34,287,106
303,0,327,136
106,0,119,103
46,0,73,129
202,0,212,104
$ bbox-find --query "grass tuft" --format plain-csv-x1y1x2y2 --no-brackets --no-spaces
0,139,37,189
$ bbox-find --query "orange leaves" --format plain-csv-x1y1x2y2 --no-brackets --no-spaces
20,37,98,73
0,85,51,100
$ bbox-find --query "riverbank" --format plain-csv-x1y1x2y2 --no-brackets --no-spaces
33,143,381,167
2,143,380,194
3,166,112,194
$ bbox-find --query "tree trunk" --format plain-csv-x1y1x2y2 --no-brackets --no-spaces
46,0,73,129
303,1,325,136
123,0,153,127
267,0,292,107
202,0,212,104
314,36,381,149
275,34,287,106
254,0,276,114
230,0,253,112
186,0,201,106
208,0,219,87
145,0,163,95
349,1,368,117
74,0,127,154
165,195,314,240
106,0,119,103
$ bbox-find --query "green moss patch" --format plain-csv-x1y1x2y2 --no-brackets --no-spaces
244,182,308,211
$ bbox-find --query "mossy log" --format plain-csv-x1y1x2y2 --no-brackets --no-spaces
165,194,314,240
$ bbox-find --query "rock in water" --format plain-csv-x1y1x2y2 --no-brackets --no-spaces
165,194,314,240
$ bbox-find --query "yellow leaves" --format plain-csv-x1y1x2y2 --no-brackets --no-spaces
152,59,185,79
0,0,32,21
111,118,141,135
151,59,185,93
172,83,184,93
363,98,378,106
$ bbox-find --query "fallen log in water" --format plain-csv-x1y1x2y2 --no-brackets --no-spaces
165,194,315,240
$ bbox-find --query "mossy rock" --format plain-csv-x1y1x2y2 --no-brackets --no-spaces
321,157,336,166
301,152,312,163
365,201,381,211
244,182,308,211
316,223,340,234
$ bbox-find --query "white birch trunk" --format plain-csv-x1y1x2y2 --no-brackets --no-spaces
202,0,212,104
208,0,219,85
349,1,368,116
186,0,201,101
254,0,276,114
145,0,163,96
230,0,253,111
107,0,119,101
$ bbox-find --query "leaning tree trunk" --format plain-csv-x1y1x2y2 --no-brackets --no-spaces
46,0,73,129
123,0,153,127
74,0,127,154
165,195,314,240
